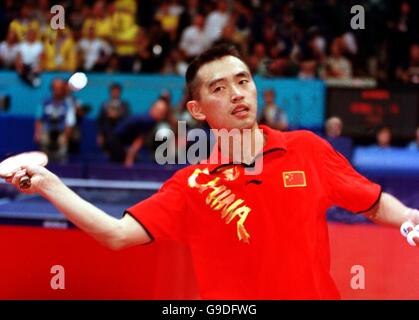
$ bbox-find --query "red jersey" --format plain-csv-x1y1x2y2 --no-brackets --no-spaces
126,125,381,299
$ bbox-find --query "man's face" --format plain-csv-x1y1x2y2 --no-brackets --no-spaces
189,56,258,131
52,80,66,99
111,87,121,99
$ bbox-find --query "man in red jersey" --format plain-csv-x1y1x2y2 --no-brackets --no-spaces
6,45,419,299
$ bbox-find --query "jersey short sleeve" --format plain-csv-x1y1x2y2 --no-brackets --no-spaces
125,170,189,244
317,135,381,213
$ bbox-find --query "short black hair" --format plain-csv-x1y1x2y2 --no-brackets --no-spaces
110,82,122,91
185,44,248,100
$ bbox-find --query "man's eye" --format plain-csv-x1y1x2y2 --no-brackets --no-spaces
239,79,249,85
214,86,224,93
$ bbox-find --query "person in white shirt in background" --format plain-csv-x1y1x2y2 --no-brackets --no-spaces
179,13,210,60
0,30,19,69
204,0,229,44
78,26,113,71
15,27,43,87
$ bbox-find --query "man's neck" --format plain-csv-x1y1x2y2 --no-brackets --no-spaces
216,124,266,165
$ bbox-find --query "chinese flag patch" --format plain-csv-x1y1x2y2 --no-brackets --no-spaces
283,171,307,187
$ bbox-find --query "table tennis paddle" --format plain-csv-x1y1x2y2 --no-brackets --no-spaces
0,151,48,189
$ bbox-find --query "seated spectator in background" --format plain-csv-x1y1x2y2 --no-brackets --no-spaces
82,0,112,41
396,43,419,84
110,2,140,72
247,42,270,76
34,78,76,162
107,90,176,167
179,14,210,61
374,125,393,149
15,27,43,87
214,19,247,57
259,89,288,131
32,0,53,41
204,0,229,45
324,116,353,161
97,82,131,160
149,90,178,162
67,89,91,156
0,30,19,69
298,59,318,80
407,126,419,151
43,29,77,72
78,26,113,71
67,0,88,41
161,48,188,75
134,20,171,73
154,0,181,42
8,3,40,42
321,37,352,80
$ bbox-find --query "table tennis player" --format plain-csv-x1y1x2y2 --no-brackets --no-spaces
5,45,419,299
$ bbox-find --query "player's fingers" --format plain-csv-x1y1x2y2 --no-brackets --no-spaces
407,229,419,247
11,169,27,185
23,164,48,177
400,221,415,237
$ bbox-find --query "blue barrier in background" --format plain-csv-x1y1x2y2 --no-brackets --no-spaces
0,71,325,128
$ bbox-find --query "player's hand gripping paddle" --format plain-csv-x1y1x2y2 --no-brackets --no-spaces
0,151,48,189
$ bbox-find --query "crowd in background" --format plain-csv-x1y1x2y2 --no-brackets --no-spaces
1,0,419,165
0,0,418,83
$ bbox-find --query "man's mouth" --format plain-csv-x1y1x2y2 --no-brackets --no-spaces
231,104,250,116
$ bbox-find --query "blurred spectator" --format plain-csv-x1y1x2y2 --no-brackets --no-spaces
154,0,182,42
231,0,252,34
298,59,317,80
8,3,40,42
321,37,352,79
34,78,76,162
114,0,138,15
407,126,419,151
0,30,19,69
247,42,269,76
204,0,229,45
32,0,51,41
108,90,176,166
150,90,178,163
78,26,113,71
43,29,77,72
179,13,210,60
374,125,393,149
177,0,202,41
82,0,112,41
324,116,353,161
135,20,171,73
97,82,131,161
111,3,140,72
259,89,288,131
15,28,43,87
161,48,188,75
214,18,247,57
68,0,89,41
0,0,19,41
396,43,419,84
387,1,416,81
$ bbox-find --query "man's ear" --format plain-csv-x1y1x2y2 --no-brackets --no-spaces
186,100,206,121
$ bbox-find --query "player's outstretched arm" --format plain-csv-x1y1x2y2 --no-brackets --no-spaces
6,165,152,250
364,192,419,245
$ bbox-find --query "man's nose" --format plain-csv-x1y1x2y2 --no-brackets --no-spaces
230,85,244,103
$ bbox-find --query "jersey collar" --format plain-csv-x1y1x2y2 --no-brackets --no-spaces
202,124,288,174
